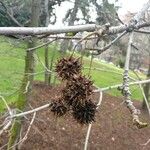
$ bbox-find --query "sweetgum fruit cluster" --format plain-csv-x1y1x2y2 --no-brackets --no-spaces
53,56,96,124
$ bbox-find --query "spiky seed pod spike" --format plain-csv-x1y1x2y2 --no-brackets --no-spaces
55,57,82,80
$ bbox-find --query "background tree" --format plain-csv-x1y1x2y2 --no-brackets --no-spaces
92,0,119,25
0,0,66,85
0,0,30,26
61,0,119,53
0,0,65,27
44,0,51,85
42,0,66,84
7,0,41,149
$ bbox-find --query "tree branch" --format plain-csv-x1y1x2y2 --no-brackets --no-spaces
117,32,147,128
86,31,127,54
133,71,150,118
10,103,51,119
134,29,150,34
0,22,149,35
27,38,57,51
94,79,150,92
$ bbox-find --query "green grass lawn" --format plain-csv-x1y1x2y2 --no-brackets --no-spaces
0,36,146,111
83,58,144,100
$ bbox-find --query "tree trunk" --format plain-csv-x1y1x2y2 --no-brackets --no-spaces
48,41,57,84
7,0,41,149
44,0,50,85
142,62,150,109
44,41,50,84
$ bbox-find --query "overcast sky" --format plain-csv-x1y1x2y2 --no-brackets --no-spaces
52,0,149,27
117,0,148,15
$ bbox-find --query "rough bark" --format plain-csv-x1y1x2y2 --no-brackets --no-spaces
7,0,41,149
0,22,150,35
44,40,50,84
44,0,50,85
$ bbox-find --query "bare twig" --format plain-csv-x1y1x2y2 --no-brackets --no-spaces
87,31,127,54
15,70,55,76
9,112,36,150
27,38,57,51
84,66,122,74
0,109,16,136
131,43,139,51
84,67,136,81
0,96,12,116
141,138,150,146
39,35,98,40
71,31,99,55
139,84,150,117
20,112,36,143
134,29,150,34
0,119,12,135
115,12,125,25
35,52,53,73
0,112,36,150
23,81,30,94
133,71,150,118
94,79,150,92
10,103,51,119
84,91,103,150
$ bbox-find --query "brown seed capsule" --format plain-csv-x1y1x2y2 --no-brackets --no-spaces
62,75,93,107
72,100,96,124
55,57,82,80
50,101,68,117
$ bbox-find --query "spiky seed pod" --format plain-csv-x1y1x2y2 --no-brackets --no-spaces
55,57,82,80
62,91,91,108
72,100,96,125
62,75,93,107
70,75,93,96
50,101,68,117
62,92,74,106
